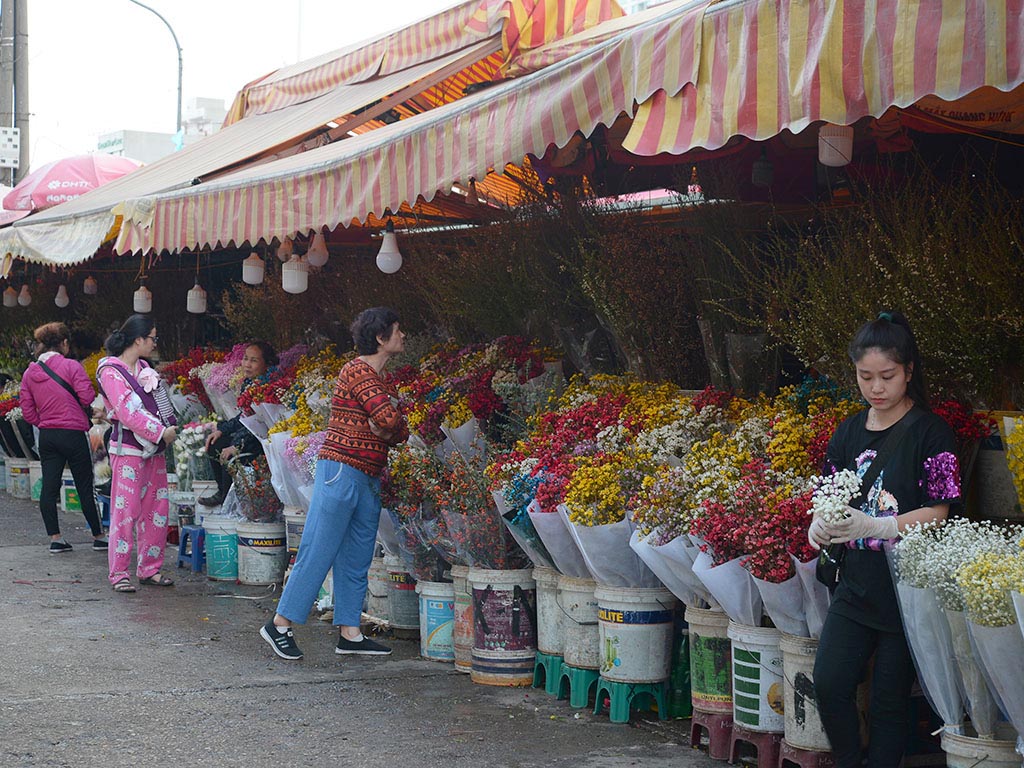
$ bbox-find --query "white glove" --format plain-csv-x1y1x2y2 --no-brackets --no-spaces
807,517,833,550
828,507,899,544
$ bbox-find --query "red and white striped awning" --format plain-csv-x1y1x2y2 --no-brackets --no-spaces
116,0,1024,255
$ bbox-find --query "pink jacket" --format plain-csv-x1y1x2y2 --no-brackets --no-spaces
19,353,95,431
97,356,168,455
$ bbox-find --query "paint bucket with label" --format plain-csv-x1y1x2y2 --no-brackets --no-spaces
384,554,419,634
60,469,81,512
365,556,390,622
595,585,677,684
533,566,563,656
416,580,455,662
7,458,29,498
685,605,733,714
203,515,238,581
235,520,287,585
728,621,784,732
779,633,828,751
557,574,600,669
28,460,43,501
468,567,537,686
451,565,473,673
283,506,305,560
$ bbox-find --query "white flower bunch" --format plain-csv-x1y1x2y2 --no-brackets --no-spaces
954,551,1024,627
731,415,772,459
595,423,631,453
634,405,730,464
174,420,216,481
893,520,944,587
5,406,23,423
809,468,861,524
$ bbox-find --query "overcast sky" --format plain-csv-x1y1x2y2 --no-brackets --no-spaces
25,0,456,170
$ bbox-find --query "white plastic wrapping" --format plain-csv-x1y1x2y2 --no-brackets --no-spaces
261,433,305,509
376,508,400,556
527,500,589,577
692,550,762,625
967,620,1024,754
751,573,809,637
894,583,964,734
1013,591,1024,642
945,609,1000,739
793,556,830,639
439,417,485,464
561,506,661,588
628,527,713,607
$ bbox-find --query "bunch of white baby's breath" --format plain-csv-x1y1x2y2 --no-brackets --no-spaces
894,521,944,587
809,469,861,524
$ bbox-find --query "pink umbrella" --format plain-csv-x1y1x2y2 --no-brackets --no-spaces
3,154,142,212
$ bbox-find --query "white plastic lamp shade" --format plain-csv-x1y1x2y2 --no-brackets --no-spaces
281,255,308,294
306,233,329,268
242,252,265,285
276,237,294,262
17,284,31,306
375,221,403,274
818,123,854,167
2,286,16,307
83,275,98,295
54,285,70,308
133,285,152,313
186,283,207,314
751,152,774,188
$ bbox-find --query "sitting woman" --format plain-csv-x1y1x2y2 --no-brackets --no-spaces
199,341,278,507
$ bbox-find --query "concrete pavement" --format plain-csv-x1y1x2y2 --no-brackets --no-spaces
1,491,725,768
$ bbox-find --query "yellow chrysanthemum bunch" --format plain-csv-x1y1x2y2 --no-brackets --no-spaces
767,409,816,475
565,451,654,526
268,391,324,437
1005,418,1024,512
619,380,688,430
82,351,104,388
955,551,1024,627
442,396,473,428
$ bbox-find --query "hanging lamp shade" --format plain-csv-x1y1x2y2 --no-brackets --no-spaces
17,284,31,306
133,285,152,313
375,220,403,274
276,237,294,262
186,283,207,314
2,286,16,307
54,285,70,308
751,150,774,188
306,233,329,268
281,254,308,294
83,275,98,295
818,123,854,167
242,252,265,284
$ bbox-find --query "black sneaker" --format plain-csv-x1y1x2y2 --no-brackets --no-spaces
49,540,73,554
335,635,392,656
92,538,109,551
259,619,303,660
198,493,225,507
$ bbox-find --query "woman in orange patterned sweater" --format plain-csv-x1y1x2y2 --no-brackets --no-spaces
260,307,408,660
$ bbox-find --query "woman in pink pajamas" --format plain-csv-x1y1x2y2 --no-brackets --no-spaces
98,315,178,593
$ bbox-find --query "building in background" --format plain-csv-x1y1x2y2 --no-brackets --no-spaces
97,96,227,164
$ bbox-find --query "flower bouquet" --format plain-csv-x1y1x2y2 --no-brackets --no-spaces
173,419,216,493
229,455,283,523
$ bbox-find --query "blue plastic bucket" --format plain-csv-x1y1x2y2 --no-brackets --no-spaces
416,580,455,662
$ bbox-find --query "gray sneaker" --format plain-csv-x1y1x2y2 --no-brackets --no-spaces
335,635,392,656
259,619,303,660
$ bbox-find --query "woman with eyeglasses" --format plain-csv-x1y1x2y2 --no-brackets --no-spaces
97,315,178,593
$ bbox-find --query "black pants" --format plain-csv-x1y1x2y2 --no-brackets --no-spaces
38,428,102,537
813,611,916,768
206,432,234,497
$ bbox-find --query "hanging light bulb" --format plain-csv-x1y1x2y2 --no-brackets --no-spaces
242,252,265,284
306,233,329,268
186,283,207,313
276,237,294,262
133,284,152,313
375,220,403,274
818,123,854,167
83,275,98,295
3,286,16,307
54,285,70,308
281,254,308,294
17,284,32,306
751,149,774,189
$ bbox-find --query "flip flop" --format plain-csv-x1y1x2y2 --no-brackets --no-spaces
139,574,175,587
113,579,136,593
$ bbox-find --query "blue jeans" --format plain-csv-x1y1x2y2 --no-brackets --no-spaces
276,459,381,627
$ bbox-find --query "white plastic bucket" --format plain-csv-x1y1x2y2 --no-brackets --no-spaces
685,605,733,714
60,469,81,512
728,621,785,732
779,633,829,751
365,556,390,622
533,566,563,656
451,564,473,673
595,585,677,684
235,520,287,585
941,724,1021,768
557,574,600,670
283,506,305,555
28,460,43,501
7,458,30,499
203,515,238,582
384,554,419,632
191,479,218,502
467,567,537,686
416,580,455,662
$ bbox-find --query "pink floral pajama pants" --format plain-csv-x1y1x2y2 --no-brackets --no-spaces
108,454,170,584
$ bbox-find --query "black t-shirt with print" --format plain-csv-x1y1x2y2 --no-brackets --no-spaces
825,407,960,632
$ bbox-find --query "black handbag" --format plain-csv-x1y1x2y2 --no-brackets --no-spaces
815,408,923,592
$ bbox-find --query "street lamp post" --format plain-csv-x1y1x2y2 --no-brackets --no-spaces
127,0,182,134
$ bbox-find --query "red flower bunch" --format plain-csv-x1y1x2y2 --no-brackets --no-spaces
806,411,840,471
236,368,296,414
161,347,225,410
0,395,19,418
692,385,733,413
933,400,995,454
466,370,505,420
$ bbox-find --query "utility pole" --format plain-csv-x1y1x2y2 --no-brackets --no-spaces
0,0,15,186
13,0,27,183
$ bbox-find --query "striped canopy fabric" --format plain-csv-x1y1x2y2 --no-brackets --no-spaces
117,0,1024,256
